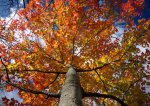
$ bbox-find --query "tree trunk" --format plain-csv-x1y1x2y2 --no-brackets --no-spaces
58,66,83,106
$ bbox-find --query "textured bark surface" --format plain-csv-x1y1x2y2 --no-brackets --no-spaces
58,66,82,106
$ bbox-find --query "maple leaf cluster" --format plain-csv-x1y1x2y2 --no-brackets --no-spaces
0,0,149,105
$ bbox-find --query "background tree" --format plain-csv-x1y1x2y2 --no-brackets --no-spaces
0,0,150,105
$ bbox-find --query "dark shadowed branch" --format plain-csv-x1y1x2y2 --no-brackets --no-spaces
6,81,60,98
10,69,66,74
83,92,127,106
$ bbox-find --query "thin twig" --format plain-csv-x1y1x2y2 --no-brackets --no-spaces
94,70,108,92
43,74,59,90
76,27,149,72
122,75,150,100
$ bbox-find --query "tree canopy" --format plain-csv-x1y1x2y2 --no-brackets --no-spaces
0,0,150,105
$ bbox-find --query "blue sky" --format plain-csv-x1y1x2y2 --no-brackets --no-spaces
142,0,150,19
0,0,149,19
134,0,150,24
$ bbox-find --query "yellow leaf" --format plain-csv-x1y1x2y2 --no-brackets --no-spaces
100,55,109,63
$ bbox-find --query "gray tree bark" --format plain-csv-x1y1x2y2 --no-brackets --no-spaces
58,66,83,106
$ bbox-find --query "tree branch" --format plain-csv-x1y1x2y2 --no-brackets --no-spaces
10,69,66,74
43,74,60,90
71,37,75,65
0,58,10,82
83,92,127,106
49,73,59,84
6,81,60,98
123,75,150,99
31,40,65,65
94,70,108,92
75,14,127,57
76,62,110,72
76,27,149,73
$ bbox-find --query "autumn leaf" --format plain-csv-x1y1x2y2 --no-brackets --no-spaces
0,0,149,105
